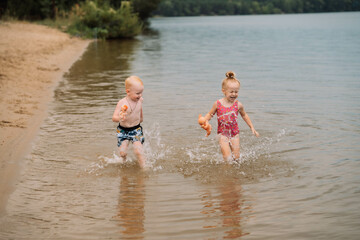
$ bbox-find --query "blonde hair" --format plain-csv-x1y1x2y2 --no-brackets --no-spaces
125,75,143,89
222,71,240,89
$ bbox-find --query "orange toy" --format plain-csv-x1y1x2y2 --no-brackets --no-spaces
198,114,212,137
119,104,128,120
121,104,128,112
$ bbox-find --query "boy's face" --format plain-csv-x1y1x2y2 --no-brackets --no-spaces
126,82,144,102
222,81,240,103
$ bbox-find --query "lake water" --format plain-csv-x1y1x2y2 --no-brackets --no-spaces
1,12,360,239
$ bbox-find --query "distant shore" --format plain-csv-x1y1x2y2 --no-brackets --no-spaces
0,21,91,213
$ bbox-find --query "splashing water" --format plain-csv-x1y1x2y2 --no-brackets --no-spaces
85,121,290,181
85,123,171,175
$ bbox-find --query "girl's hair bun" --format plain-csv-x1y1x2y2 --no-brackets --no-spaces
222,71,240,89
226,71,235,79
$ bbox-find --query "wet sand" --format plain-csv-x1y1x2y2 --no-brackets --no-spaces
0,21,91,213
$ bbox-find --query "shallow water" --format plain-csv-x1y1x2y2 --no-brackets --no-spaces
1,12,360,239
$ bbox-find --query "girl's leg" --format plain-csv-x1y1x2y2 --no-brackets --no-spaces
133,141,146,168
119,140,129,159
219,135,232,161
229,135,240,161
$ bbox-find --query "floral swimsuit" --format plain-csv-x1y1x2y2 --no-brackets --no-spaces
216,100,239,138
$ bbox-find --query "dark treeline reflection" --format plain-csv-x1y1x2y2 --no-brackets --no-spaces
54,40,140,109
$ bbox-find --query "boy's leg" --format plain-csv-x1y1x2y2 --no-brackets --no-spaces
219,135,232,161
133,141,146,168
119,140,129,159
229,135,240,160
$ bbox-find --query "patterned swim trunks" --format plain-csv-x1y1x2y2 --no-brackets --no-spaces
116,124,145,147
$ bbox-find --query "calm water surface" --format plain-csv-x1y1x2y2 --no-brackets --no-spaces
1,12,360,239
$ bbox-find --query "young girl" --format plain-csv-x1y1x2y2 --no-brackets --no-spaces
199,71,259,162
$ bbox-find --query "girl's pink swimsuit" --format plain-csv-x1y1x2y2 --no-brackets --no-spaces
216,100,239,138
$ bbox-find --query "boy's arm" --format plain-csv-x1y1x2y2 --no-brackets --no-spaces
204,101,217,121
239,102,260,137
112,100,122,122
140,97,143,123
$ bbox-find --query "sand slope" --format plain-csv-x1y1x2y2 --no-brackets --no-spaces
0,22,91,213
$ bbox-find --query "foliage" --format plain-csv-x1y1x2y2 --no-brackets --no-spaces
2,0,358,38
2,0,51,20
0,0,163,38
1,0,162,22
105,0,163,22
154,0,360,16
67,1,142,39
130,0,163,22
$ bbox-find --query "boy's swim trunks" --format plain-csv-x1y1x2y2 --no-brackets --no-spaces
116,124,145,147
216,100,239,138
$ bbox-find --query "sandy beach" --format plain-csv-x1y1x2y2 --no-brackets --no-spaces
0,22,90,212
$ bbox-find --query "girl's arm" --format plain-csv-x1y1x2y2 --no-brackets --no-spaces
204,101,217,121
239,102,260,137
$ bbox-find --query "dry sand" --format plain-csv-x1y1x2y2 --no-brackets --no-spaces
0,21,91,213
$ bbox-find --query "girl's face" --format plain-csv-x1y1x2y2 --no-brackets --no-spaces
222,81,240,103
126,82,144,102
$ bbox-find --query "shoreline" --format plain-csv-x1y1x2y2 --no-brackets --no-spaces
0,22,91,213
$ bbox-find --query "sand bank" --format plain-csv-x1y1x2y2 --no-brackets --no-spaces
0,22,91,213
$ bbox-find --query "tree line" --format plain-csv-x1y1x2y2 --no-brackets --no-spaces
0,0,161,39
154,0,360,16
0,0,161,22
1,0,358,38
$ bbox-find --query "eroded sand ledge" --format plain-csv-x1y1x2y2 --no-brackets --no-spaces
0,22,91,213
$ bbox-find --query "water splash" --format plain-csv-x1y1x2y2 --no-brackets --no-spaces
174,128,292,183
85,126,291,180
85,123,170,175
143,122,172,167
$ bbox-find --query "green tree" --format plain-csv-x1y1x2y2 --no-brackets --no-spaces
67,0,142,38
130,0,162,22
5,0,51,20
156,0,174,16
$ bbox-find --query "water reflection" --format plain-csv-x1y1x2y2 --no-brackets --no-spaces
70,39,141,74
115,170,146,239
201,173,249,239
55,39,141,109
2,13,359,239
